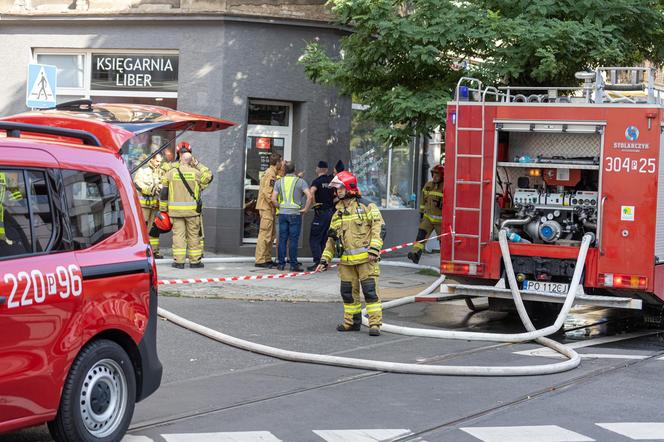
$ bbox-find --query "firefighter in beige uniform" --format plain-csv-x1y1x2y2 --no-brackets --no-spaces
408,163,444,264
254,153,282,268
134,154,163,258
160,151,204,269
162,141,213,254
317,171,386,336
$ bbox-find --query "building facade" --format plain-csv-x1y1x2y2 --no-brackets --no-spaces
0,0,423,256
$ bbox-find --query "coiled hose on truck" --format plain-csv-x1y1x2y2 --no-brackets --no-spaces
158,231,593,376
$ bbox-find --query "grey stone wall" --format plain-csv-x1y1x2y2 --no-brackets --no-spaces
0,16,420,257
0,17,367,255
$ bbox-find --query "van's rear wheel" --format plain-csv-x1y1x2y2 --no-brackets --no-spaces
48,339,136,442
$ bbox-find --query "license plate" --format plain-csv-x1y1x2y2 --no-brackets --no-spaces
522,280,569,294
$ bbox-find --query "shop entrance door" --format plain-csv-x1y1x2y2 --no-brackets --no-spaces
243,100,293,243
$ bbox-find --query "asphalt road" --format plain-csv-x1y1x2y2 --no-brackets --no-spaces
4,296,664,442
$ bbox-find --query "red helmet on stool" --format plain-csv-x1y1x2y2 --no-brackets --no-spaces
153,211,172,233
330,171,361,198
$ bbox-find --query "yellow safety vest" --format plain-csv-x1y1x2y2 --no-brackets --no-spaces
278,176,302,210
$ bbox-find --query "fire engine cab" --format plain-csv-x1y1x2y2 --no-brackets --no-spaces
441,67,664,316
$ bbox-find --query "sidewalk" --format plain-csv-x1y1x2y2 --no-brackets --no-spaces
156,251,442,303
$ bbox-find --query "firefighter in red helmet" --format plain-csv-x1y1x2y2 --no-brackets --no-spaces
161,140,213,259
317,171,386,336
408,163,444,264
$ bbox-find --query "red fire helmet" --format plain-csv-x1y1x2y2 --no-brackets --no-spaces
154,211,173,233
330,171,360,197
431,164,444,177
176,141,192,154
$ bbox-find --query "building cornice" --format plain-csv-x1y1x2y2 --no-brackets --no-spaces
0,11,352,32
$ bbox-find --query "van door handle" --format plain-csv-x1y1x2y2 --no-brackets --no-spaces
599,195,607,256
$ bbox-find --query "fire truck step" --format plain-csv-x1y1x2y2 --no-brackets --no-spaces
446,284,643,310
457,154,483,158
457,127,484,131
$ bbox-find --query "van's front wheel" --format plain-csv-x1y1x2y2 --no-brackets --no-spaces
48,339,136,442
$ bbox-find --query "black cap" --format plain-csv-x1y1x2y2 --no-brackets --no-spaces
317,161,328,169
335,160,345,172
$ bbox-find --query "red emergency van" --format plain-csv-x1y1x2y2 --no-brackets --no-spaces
0,122,162,441
0,102,234,441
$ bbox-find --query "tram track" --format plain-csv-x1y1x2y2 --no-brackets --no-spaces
129,309,636,434
394,347,664,441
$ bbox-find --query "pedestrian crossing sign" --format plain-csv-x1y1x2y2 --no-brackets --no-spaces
26,63,57,109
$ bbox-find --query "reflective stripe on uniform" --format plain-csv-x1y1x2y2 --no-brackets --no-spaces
341,249,369,262
365,302,382,314
424,214,442,224
172,248,187,257
278,176,302,210
343,303,362,314
423,190,443,198
169,201,198,211
370,239,383,249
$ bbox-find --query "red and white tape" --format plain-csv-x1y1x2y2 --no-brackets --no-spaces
157,231,451,286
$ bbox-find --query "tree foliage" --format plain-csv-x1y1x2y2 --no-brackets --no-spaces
300,0,664,144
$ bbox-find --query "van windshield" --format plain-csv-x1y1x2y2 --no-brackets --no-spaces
120,129,176,172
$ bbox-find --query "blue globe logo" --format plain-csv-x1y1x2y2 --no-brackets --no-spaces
625,126,639,141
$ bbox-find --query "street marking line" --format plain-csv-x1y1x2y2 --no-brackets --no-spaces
313,429,412,442
513,331,659,359
122,436,154,442
162,432,282,442
596,422,664,440
460,425,594,442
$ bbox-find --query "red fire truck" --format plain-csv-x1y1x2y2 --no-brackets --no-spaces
441,67,664,316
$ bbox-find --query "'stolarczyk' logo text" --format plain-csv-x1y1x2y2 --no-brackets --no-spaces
614,125,649,151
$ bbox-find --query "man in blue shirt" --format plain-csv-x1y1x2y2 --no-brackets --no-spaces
272,161,313,271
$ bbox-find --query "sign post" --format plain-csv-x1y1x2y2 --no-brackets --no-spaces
26,63,57,109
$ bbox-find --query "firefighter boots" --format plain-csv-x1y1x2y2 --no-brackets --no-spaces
408,251,422,264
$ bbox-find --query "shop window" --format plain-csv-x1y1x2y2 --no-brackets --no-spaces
36,54,85,89
62,170,124,249
248,102,290,126
349,107,417,209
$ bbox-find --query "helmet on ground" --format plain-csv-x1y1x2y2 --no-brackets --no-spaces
330,171,360,198
153,211,172,233
431,164,445,177
176,141,192,154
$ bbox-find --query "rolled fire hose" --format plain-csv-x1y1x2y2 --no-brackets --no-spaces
159,233,592,376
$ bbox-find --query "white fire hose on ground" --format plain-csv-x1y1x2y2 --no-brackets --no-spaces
158,231,593,376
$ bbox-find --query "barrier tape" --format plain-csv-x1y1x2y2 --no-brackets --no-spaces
158,231,451,286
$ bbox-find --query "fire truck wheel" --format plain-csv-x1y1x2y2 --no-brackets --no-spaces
48,339,137,442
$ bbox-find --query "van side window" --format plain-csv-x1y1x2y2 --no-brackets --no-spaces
27,170,55,252
62,170,125,249
0,169,32,257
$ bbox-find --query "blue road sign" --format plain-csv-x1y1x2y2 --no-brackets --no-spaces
26,63,57,109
